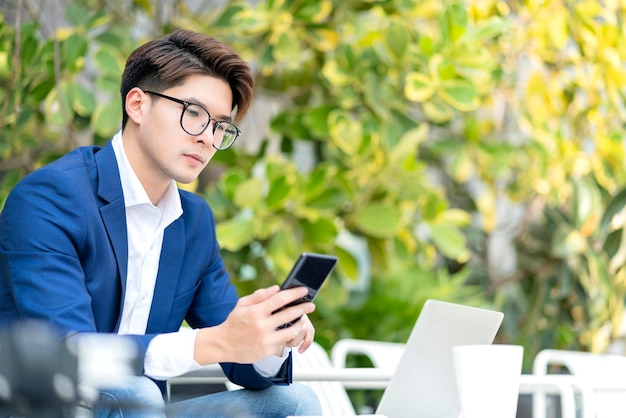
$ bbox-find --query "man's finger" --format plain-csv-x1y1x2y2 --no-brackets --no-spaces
265,286,310,313
238,285,280,307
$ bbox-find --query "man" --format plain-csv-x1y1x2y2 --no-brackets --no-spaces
0,30,322,417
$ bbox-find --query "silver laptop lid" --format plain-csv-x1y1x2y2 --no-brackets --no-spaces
376,299,504,418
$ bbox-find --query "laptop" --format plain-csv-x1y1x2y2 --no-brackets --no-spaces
375,299,504,418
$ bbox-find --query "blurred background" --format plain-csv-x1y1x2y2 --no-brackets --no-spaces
1,0,626,401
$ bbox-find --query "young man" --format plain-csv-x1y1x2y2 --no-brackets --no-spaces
0,30,322,417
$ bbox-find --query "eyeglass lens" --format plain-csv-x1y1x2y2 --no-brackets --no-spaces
182,104,238,149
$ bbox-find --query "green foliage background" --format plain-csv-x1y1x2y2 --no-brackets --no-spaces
2,0,626,376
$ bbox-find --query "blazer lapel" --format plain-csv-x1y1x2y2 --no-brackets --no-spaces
146,218,185,332
94,143,129,322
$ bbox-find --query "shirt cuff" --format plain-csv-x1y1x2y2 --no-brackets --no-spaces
144,327,200,380
253,347,291,378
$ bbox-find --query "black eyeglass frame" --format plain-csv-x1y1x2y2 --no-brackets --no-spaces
143,90,241,150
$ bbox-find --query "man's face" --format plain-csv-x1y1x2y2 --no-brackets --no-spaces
135,74,234,186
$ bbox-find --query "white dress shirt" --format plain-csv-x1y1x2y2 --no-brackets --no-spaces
111,132,287,380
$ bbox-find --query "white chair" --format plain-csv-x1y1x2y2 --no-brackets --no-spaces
330,338,404,390
531,349,626,418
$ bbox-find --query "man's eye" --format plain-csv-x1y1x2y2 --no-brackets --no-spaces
185,107,200,118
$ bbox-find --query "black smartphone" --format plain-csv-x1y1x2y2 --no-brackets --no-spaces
274,252,338,328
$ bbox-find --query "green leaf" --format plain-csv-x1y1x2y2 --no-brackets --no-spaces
216,216,255,251
573,177,601,233
304,166,333,202
419,34,435,56
63,33,88,71
214,5,245,27
436,209,472,228
304,105,334,138
301,217,337,246
44,83,72,127
234,178,264,208
328,111,363,155
404,72,435,102
430,224,469,262
267,176,292,209
234,7,271,35
322,59,350,87
132,0,154,15
20,35,39,68
220,170,247,201
600,187,626,234
385,22,410,60
305,188,342,211
352,204,402,238
303,27,339,52
273,32,301,65
461,17,508,43
389,124,428,164
267,228,300,273
93,46,124,77
608,228,626,274
92,100,121,137
294,0,332,23
30,80,55,102
96,75,120,94
335,246,359,283
443,3,468,42
70,82,96,117
552,227,588,258
423,99,454,123
66,4,91,27
439,79,478,111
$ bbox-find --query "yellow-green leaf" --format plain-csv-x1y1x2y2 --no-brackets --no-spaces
328,111,363,155
70,82,96,117
44,83,72,127
267,176,292,209
423,100,453,123
92,100,121,137
439,79,479,111
430,224,469,262
352,203,402,238
385,23,410,60
301,218,337,246
389,124,428,164
234,178,264,208
404,71,435,102
216,216,254,251
322,59,350,87
295,0,332,23
304,27,339,51
335,246,359,282
93,46,124,77
435,209,472,227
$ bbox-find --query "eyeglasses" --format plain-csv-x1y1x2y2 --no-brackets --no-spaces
144,90,241,150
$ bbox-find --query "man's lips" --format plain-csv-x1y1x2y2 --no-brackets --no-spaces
183,153,205,164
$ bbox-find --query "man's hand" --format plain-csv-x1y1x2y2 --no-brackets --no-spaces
193,285,316,365
284,313,315,355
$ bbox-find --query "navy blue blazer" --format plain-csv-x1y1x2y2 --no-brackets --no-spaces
0,141,291,389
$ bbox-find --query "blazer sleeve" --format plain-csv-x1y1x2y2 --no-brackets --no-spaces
178,196,292,389
0,167,156,370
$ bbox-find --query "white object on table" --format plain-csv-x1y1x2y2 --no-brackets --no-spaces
452,344,523,418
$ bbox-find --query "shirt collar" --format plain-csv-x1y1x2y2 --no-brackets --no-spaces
111,132,183,222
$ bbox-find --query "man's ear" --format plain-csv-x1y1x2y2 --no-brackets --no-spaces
125,87,147,126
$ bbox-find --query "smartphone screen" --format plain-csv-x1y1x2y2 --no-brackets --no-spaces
274,252,338,328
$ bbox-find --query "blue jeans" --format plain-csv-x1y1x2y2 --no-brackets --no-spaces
93,376,322,418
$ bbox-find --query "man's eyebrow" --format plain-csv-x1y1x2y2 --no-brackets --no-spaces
184,96,232,122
